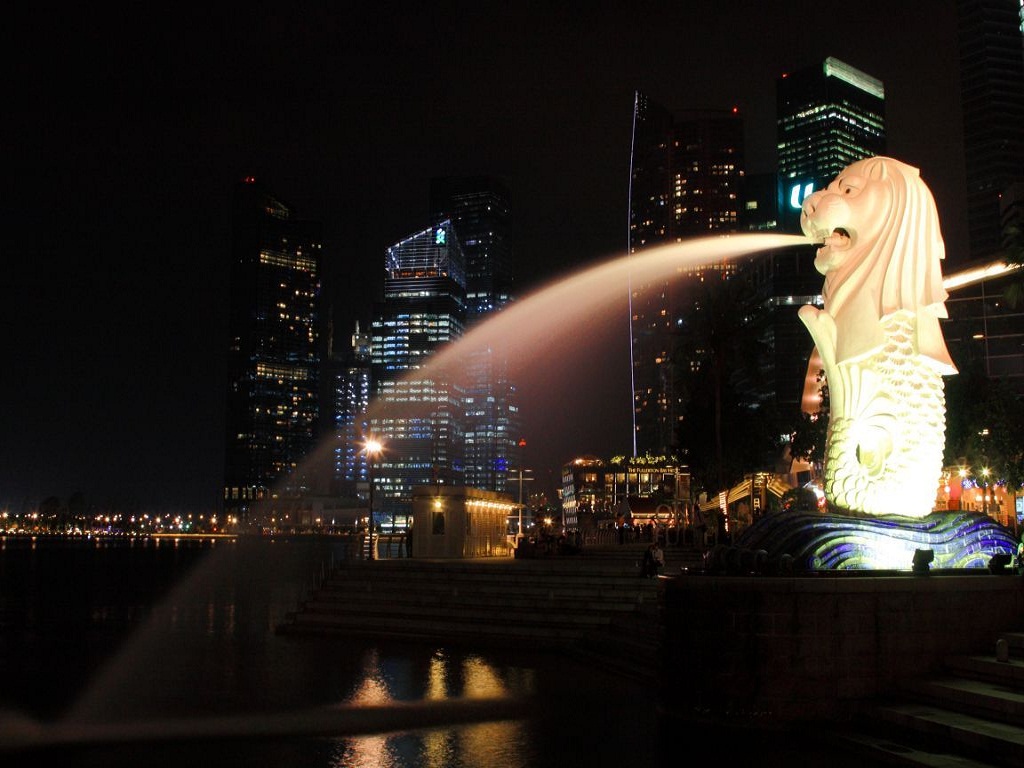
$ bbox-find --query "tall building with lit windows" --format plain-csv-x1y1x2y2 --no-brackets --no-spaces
223,177,323,522
776,56,886,205
328,321,371,493
955,0,1024,260
429,176,521,493
429,176,513,322
628,91,744,457
370,220,466,527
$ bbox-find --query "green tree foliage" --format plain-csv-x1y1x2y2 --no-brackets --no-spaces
790,369,829,466
944,361,1024,491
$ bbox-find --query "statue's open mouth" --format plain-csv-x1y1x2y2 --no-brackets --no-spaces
815,227,852,251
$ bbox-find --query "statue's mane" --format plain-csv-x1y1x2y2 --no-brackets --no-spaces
823,156,955,373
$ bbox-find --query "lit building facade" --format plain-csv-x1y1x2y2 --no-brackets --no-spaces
223,177,323,522
429,176,521,494
370,220,466,528
955,0,1024,260
776,56,886,200
561,455,691,532
330,321,372,493
943,258,1024,391
628,92,745,457
429,176,513,322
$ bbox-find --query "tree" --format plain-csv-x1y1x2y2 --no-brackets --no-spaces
790,369,829,467
944,361,1024,492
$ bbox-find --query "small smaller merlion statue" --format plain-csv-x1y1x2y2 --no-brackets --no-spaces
798,157,957,518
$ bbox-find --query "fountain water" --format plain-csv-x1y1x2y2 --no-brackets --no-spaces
1,232,811,754
290,232,810,507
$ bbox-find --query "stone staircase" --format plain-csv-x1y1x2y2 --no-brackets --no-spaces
276,545,695,666
832,630,1024,767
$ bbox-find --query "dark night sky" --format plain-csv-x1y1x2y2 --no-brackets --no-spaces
1,1,968,510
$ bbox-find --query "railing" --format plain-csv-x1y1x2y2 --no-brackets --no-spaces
362,532,411,559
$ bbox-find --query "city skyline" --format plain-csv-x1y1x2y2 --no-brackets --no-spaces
3,2,972,510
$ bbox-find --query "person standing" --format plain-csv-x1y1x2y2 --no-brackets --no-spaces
641,541,665,578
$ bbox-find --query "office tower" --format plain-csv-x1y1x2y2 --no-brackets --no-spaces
943,259,1024,391
429,176,514,322
370,220,466,527
776,56,886,208
223,177,323,522
429,176,521,492
628,91,745,457
328,321,372,493
956,0,1024,260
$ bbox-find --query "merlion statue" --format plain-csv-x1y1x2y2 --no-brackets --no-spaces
798,156,957,518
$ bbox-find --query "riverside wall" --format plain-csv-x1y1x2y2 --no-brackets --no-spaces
660,572,1024,723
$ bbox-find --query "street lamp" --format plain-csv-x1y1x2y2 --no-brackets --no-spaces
981,466,990,518
511,468,533,544
364,438,383,560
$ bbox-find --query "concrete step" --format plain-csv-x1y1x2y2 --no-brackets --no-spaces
319,569,663,593
829,622,1024,768
900,676,1024,727
863,700,1024,768
306,591,655,616
279,555,668,651
943,656,1024,691
293,599,628,628
828,725,1004,767
281,609,603,647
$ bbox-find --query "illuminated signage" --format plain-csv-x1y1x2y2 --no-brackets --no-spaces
435,227,446,246
789,182,815,209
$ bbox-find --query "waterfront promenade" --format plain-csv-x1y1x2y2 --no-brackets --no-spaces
280,539,1024,768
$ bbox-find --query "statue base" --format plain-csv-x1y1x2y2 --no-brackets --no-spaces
722,510,1018,572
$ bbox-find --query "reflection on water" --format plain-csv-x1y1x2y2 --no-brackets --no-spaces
335,649,531,768
0,536,659,768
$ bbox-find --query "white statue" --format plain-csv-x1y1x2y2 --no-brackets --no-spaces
798,156,957,518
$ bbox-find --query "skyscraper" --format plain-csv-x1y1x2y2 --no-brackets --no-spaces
429,176,513,322
328,321,371,493
955,0,1024,260
938,3,1024,395
776,56,886,206
223,177,323,523
370,220,466,527
429,176,520,492
628,92,745,457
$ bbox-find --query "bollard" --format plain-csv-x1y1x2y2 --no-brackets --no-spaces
996,637,1010,663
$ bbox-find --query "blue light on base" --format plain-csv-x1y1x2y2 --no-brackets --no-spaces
734,510,1017,571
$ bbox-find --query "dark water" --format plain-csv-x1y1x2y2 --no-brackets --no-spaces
0,535,883,767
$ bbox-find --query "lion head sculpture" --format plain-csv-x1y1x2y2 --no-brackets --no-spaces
799,156,956,374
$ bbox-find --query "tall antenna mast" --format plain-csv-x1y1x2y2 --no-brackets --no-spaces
626,90,640,459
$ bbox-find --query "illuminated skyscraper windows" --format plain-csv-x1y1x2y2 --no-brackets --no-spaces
370,220,466,526
628,92,745,456
223,177,322,522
